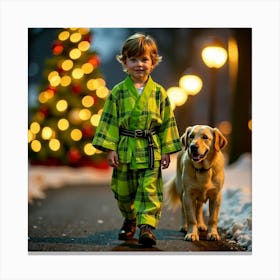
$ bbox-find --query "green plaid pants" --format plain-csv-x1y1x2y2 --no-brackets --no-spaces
111,162,163,228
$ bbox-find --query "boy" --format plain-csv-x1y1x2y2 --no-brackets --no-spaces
92,33,181,246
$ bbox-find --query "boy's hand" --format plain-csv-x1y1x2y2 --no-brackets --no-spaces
161,154,170,169
107,150,119,167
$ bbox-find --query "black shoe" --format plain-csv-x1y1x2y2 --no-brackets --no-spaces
118,218,136,240
138,224,156,246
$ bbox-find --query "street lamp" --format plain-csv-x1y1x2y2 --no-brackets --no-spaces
179,73,203,96
166,86,188,110
201,38,228,126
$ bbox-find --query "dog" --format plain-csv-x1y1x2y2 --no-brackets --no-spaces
164,125,227,241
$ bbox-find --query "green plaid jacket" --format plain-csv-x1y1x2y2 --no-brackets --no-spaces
92,75,182,169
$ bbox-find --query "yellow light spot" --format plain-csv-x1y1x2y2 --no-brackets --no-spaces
49,139,60,151
60,75,72,87
70,32,82,43
90,114,101,127
68,109,81,124
61,59,74,71
218,121,232,135
31,140,41,152
79,109,91,120
78,41,90,52
30,122,40,134
56,100,68,112
87,79,98,91
84,143,96,156
48,71,59,81
38,92,48,103
69,48,81,60
58,31,70,41
96,86,109,99
57,118,69,131
38,89,55,103
71,129,82,141
49,75,61,87
42,126,53,140
28,130,35,143
72,68,84,79
78,28,90,35
96,78,106,87
81,62,94,74
248,119,252,131
201,46,228,69
82,95,94,107
167,87,188,108
179,75,203,96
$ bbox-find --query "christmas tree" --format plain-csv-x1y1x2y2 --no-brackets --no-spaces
28,28,109,168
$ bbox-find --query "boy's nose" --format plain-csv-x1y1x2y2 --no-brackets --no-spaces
136,59,143,66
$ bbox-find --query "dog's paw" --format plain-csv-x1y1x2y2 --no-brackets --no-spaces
198,223,207,231
207,232,220,241
179,225,188,233
184,232,199,241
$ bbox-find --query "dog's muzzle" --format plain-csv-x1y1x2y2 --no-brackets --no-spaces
189,145,208,162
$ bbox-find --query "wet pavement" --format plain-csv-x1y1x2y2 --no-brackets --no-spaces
28,183,247,253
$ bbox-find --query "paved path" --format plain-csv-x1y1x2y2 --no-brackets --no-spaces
28,183,246,253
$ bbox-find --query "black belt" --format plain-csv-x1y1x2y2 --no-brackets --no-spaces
119,127,158,169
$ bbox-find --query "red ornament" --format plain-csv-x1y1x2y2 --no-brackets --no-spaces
88,55,100,67
39,106,49,117
84,34,91,43
72,84,82,94
52,41,64,55
82,125,94,137
47,86,57,94
67,148,81,163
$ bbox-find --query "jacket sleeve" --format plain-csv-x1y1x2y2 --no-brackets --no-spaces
92,91,119,152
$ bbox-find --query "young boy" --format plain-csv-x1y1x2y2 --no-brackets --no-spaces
92,33,181,246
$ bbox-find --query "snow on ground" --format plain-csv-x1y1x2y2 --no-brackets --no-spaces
28,153,252,250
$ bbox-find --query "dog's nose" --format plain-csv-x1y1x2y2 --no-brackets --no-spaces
190,144,198,154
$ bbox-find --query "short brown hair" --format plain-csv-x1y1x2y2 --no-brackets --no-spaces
116,33,162,67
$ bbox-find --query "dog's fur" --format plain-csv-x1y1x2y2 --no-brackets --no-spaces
164,125,227,241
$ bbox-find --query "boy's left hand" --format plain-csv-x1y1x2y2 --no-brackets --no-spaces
161,154,170,169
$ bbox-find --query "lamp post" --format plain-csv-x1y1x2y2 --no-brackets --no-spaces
201,39,228,127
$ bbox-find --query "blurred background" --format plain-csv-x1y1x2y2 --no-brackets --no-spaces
28,28,251,169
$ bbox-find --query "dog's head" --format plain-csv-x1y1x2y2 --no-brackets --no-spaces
180,125,227,163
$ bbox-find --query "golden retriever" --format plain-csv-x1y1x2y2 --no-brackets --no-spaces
164,125,227,241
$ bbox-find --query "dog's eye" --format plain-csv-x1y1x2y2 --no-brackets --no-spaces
202,135,209,140
189,134,194,139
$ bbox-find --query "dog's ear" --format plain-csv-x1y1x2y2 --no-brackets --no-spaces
213,128,228,151
181,126,193,149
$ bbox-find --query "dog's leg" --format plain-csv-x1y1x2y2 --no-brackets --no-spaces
183,193,199,241
196,201,207,231
180,198,188,233
207,193,222,241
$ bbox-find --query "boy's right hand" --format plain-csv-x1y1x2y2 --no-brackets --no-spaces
107,150,119,168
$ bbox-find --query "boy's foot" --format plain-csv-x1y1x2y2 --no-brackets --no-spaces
138,224,156,246
118,218,136,240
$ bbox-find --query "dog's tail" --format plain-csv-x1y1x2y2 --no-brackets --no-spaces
163,176,181,211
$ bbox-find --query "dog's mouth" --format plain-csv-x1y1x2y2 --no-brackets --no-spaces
190,149,208,162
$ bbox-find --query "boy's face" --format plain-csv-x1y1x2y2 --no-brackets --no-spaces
124,53,154,83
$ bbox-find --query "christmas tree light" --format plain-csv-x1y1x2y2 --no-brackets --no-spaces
28,28,109,168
